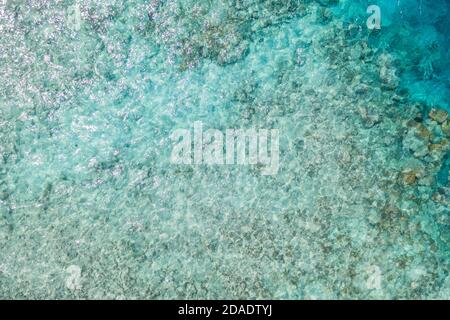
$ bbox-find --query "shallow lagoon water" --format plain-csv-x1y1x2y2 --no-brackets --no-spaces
0,0,449,299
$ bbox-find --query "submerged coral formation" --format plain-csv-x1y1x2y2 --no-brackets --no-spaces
0,0,449,299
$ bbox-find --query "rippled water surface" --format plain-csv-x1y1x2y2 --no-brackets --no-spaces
0,0,449,299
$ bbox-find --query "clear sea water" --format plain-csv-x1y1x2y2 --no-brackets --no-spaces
0,0,449,299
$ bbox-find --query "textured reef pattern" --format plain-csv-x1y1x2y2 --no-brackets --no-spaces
0,0,449,299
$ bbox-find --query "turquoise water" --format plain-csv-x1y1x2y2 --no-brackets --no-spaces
0,0,449,299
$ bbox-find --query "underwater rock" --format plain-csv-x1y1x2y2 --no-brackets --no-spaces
216,39,250,66
355,84,369,95
178,18,250,67
415,124,433,141
414,113,424,122
403,127,429,158
378,54,399,90
0,188,9,201
359,107,381,128
442,122,450,137
401,170,418,186
404,120,437,144
429,108,448,124
418,174,435,187
148,0,313,68
432,192,450,207
392,94,407,104
429,139,449,154
317,7,333,23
